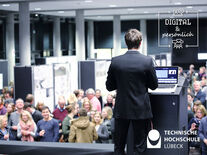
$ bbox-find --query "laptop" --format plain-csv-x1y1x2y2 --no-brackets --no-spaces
148,66,178,93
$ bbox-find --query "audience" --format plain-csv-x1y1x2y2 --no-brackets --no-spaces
199,115,207,155
0,115,12,140
53,96,68,123
188,93,195,109
104,94,114,108
69,108,98,143
0,96,7,115
8,98,24,140
35,101,45,112
82,97,92,114
68,93,78,105
178,66,187,78
193,81,206,107
79,89,85,99
198,66,206,81
188,102,194,124
17,110,37,142
86,88,101,112
193,100,202,114
95,89,103,109
6,103,15,121
25,94,34,106
187,64,196,87
93,112,109,143
189,105,207,152
36,106,59,142
4,91,14,107
102,106,113,141
73,90,83,108
62,104,77,142
24,102,43,124
2,63,207,155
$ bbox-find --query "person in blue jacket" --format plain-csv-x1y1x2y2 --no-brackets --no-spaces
36,106,59,142
0,115,13,140
199,115,207,155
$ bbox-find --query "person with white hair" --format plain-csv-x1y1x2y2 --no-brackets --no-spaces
86,88,101,112
193,81,206,107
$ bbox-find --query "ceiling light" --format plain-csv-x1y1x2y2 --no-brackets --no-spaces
198,9,203,12
58,11,65,13
35,14,38,17
127,8,134,11
34,8,41,11
186,6,193,9
85,0,93,3
144,11,149,14
2,4,10,7
109,4,117,7
174,2,182,5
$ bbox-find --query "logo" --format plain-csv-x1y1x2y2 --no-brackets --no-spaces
147,129,161,149
169,70,176,74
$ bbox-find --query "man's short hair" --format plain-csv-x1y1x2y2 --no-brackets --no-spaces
125,29,142,49
41,106,51,113
79,108,87,117
5,90,12,97
73,90,80,97
24,102,32,109
188,93,195,98
26,94,34,103
85,88,95,95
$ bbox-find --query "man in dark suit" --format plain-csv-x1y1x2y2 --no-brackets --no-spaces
106,29,158,155
24,102,43,124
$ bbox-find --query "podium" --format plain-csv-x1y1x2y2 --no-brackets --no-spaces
127,76,188,155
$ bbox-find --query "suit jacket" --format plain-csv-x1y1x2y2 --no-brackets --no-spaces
194,90,206,106
32,110,43,124
106,50,158,120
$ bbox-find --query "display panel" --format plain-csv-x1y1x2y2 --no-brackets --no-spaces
33,65,54,112
155,67,178,84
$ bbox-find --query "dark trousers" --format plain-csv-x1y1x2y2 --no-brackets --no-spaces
114,118,151,155
202,150,207,155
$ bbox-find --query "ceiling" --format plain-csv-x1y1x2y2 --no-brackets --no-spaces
0,0,207,20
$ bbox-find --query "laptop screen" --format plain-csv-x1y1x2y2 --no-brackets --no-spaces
155,67,178,84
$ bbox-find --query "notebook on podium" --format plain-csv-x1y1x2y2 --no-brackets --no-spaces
148,66,178,93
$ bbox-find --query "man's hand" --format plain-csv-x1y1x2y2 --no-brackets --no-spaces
4,134,9,140
191,123,197,130
204,139,207,145
39,130,45,136
12,126,18,130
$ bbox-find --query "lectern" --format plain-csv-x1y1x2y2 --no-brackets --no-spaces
127,76,188,155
